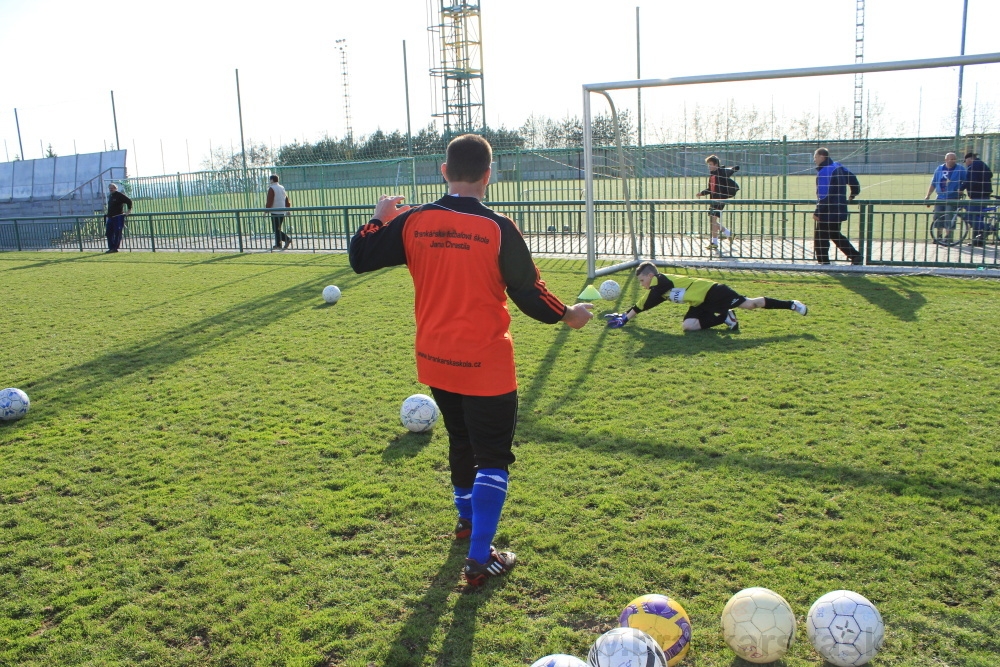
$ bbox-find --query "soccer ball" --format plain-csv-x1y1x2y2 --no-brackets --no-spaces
322,285,341,304
807,590,885,667
599,279,621,300
400,394,439,433
0,388,30,421
587,627,666,667
721,587,796,663
530,655,587,667
619,594,692,666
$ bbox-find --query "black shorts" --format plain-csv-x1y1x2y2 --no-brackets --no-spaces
429,387,518,488
683,283,746,320
709,202,726,217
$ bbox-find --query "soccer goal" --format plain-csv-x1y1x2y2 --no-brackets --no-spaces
582,52,1000,278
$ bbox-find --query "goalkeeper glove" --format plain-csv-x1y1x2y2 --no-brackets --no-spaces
604,313,630,328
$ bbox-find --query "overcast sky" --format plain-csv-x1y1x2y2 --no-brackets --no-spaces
1,0,998,175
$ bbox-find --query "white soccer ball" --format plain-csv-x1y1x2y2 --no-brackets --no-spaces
322,285,341,304
530,655,587,667
0,387,30,421
721,587,796,664
807,590,885,667
400,393,439,433
587,627,666,667
599,279,621,301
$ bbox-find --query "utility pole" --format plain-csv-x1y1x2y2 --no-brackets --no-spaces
235,68,250,208
955,0,969,138
111,90,120,150
14,108,24,159
853,0,865,139
336,39,354,148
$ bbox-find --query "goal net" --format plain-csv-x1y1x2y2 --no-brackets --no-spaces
582,53,1000,277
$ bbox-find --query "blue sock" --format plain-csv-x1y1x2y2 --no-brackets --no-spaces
468,468,508,564
453,486,473,520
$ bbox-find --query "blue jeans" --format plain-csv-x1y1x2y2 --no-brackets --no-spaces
106,214,126,250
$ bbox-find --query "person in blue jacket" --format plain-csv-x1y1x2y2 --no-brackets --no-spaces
924,152,967,245
812,148,862,265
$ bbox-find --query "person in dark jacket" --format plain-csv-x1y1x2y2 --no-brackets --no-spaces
695,155,739,250
812,148,862,265
104,183,133,253
962,152,995,246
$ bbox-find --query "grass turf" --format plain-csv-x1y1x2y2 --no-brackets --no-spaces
1,252,998,666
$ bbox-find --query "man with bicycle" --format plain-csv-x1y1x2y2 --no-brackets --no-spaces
962,152,995,247
924,152,967,245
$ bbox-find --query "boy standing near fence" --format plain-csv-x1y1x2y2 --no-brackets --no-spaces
696,155,739,251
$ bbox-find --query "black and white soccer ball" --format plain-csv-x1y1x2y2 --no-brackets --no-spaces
400,394,439,433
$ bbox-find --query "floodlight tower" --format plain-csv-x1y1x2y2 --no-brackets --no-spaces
428,0,485,138
853,0,865,139
336,39,354,146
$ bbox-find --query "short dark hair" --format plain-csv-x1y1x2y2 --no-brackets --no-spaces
270,174,279,182
635,261,658,277
814,147,830,157
965,152,979,160
705,155,720,166
445,134,492,183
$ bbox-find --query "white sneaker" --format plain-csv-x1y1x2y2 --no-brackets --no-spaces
724,309,739,330
791,300,808,316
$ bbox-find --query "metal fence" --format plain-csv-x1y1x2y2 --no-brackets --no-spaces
3,200,997,270
117,134,1000,214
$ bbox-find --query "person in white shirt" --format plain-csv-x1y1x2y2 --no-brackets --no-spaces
266,174,292,250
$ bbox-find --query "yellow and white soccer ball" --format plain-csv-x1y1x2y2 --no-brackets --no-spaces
721,587,796,663
619,594,692,667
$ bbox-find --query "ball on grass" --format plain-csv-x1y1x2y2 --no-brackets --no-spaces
322,285,341,304
0,388,30,421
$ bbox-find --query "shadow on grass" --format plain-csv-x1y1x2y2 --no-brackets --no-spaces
382,432,435,461
516,415,999,508
832,274,926,321
19,269,379,420
4,253,99,271
623,326,818,359
383,542,497,667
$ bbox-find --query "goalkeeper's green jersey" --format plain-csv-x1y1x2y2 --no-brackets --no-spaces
633,273,716,312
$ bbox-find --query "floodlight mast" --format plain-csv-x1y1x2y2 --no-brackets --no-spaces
581,52,1000,279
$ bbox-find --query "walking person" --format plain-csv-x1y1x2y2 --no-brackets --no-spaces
962,152,994,246
695,155,739,250
349,134,594,587
104,183,133,253
604,261,808,333
924,152,967,245
812,148,862,265
266,174,292,250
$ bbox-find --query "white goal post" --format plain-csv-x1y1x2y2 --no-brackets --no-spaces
582,52,1000,279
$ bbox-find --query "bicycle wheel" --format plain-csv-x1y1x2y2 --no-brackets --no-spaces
928,210,968,247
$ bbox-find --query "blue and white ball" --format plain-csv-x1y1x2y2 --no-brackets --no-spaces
599,280,621,301
530,655,587,667
0,388,30,421
322,285,342,304
400,394,439,433
807,590,885,667
588,627,666,667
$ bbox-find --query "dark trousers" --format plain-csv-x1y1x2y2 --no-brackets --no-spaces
106,215,126,251
429,387,518,489
271,214,290,246
814,221,861,264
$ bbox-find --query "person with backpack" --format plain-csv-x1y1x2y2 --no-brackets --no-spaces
696,155,739,251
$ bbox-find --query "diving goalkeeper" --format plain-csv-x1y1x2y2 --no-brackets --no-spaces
604,262,808,332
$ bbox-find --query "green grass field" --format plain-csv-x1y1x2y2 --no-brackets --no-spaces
2,252,998,666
